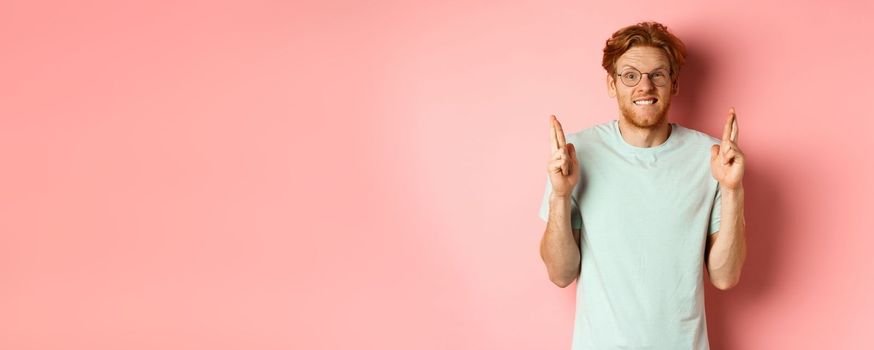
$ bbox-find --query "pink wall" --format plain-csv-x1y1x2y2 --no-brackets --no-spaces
2,0,872,349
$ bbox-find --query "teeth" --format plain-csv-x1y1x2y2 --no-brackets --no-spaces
634,99,655,105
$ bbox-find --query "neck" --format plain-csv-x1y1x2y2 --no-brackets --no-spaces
617,118,672,148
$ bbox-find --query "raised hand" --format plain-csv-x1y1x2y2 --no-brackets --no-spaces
710,107,745,191
548,115,579,197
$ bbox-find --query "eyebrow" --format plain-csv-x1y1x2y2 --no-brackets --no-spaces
619,64,670,71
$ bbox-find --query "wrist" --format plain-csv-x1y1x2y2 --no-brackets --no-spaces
550,192,572,201
722,185,745,199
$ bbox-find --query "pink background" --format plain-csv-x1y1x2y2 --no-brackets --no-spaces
2,0,872,349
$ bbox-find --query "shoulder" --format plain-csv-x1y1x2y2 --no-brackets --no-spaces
565,120,615,145
672,124,721,146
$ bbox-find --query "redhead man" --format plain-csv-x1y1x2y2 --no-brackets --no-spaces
539,22,746,350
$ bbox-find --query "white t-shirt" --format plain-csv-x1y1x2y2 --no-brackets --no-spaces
539,119,722,350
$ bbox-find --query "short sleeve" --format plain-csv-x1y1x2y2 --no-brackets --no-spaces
708,184,722,235
538,175,583,229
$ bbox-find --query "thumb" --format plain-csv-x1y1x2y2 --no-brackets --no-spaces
710,144,720,161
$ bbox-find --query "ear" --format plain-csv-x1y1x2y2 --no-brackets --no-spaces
671,75,680,95
607,74,617,98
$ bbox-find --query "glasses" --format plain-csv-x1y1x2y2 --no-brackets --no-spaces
615,68,672,87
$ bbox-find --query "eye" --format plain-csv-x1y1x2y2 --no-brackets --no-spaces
622,71,639,80
651,71,666,79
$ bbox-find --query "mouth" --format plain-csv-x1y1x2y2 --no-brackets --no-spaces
633,98,658,106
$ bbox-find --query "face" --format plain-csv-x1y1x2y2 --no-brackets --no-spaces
607,46,678,129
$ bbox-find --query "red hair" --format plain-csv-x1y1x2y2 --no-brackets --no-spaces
602,22,687,80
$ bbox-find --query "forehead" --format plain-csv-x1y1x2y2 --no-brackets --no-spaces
616,46,670,70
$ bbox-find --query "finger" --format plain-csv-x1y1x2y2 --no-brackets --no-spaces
548,158,569,175
722,147,739,165
721,140,734,158
567,143,577,162
548,159,561,174
733,151,745,166
551,144,567,160
730,107,739,143
722,140,742,156
554,146,568,175
553,116,567,148
721,108,734,142
725,141,744,159
549,115,559,153
710,144,720,161
551,148,563,161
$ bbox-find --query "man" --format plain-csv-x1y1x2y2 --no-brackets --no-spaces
538,22,747,349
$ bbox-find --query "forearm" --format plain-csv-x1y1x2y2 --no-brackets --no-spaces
708,186,747,289
540,194,580,287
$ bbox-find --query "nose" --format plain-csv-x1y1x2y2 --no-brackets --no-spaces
636,73,656,91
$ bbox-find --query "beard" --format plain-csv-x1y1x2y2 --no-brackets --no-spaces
618,98,670,129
